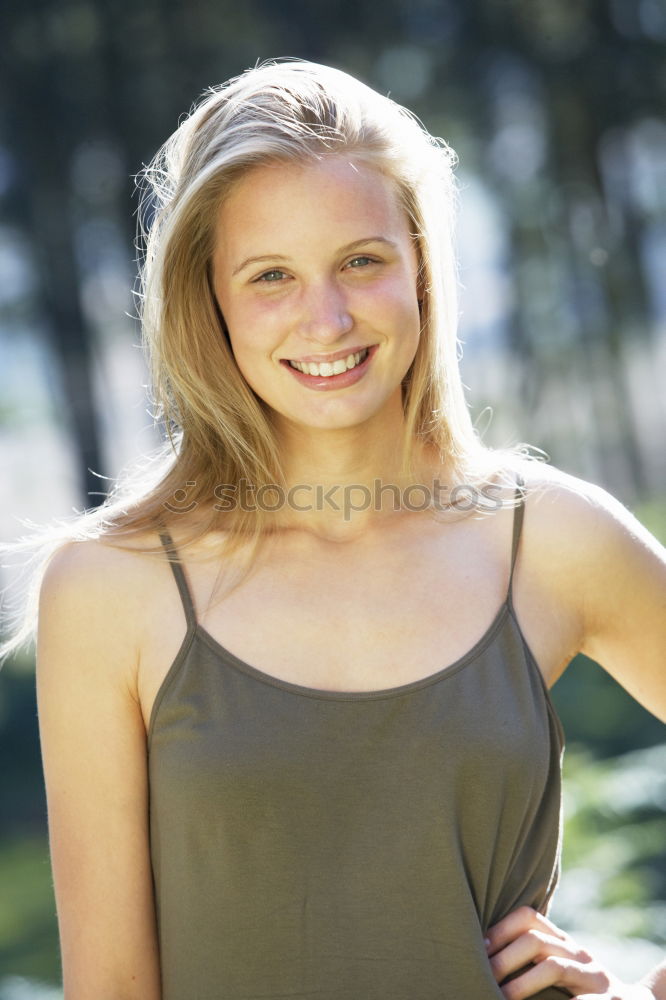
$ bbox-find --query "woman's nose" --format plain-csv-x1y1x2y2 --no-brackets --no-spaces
296,281,353,342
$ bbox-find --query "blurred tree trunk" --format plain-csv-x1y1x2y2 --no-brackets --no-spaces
0,3,106,508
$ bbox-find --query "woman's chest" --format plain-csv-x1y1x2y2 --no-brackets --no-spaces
137,513,579,734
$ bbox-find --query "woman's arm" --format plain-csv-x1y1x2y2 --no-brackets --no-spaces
574,480,666,721
524,465,666,719
36,540,161,999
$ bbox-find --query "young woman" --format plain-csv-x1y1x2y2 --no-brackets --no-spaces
4,59,665,1000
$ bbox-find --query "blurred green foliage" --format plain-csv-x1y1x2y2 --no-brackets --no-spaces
0,835,59,985
559,745,666,930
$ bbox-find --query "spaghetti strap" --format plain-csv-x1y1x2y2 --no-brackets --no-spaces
158,527,198,630
507,472,526,607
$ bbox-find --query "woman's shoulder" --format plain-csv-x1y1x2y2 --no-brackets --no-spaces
38,528,175,660
41,512,228,574
509,456,659,598
38,518,236,628
41,526,165,590
35,537,153,709
513,457,640,537
477,456,621,551
506,454,601,498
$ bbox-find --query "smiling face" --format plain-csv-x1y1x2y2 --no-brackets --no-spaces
211,155,422,437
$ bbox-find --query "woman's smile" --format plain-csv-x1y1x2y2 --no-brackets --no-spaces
280,345,377,390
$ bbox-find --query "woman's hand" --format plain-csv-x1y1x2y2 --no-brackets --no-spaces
485,906,657,999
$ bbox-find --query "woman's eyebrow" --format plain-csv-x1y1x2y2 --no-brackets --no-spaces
232,253,288,277
231,236,398,277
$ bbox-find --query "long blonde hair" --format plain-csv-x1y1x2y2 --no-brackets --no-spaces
0,57,539,662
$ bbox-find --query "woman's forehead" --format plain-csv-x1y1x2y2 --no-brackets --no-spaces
214,156,411,253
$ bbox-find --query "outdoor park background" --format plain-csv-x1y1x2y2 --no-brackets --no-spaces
0,0,665,996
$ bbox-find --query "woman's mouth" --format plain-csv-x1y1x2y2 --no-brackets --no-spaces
280,346,377,391
288,348,369,377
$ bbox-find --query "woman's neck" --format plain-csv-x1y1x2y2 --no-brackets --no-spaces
269,416,446,542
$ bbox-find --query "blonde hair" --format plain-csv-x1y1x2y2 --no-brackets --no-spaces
0,57,540,662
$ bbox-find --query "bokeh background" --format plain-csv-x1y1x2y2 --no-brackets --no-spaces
1,1,665,996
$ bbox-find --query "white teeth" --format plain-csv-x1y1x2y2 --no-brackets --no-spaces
289,348,369,377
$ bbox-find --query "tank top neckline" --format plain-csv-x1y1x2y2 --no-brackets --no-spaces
193,601,517,702
155,474,527,705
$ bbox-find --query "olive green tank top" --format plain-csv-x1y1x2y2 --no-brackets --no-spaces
149,479,568,1000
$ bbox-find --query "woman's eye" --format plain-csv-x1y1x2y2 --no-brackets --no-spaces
347,256,375,269
255,269,287,283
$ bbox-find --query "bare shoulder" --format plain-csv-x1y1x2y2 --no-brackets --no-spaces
514,457,665,608
41,533,153,592
38,531,166,698
516,458,663,559
517,456,618,511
